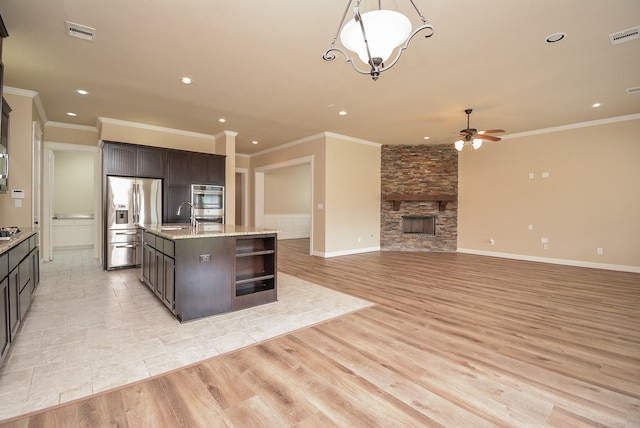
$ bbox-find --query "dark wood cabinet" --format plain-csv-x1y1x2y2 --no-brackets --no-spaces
137,146,166,177
141,231,175,313
167,149,225,186
164,185,191,223
103,142,166,178
0,277,8,364
104,143,137,176
0,231,39,362
7,267,19,341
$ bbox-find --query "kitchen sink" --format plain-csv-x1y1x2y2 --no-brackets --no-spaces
160,226,190,231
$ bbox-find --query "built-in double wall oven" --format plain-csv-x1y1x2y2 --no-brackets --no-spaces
191,184,224,223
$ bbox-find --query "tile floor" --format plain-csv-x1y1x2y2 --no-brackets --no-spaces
0,248,373,421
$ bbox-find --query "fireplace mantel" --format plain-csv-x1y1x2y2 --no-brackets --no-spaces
383,194,457,211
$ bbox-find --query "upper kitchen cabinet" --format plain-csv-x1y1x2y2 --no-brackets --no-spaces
103,141,166,178
167,149,225,186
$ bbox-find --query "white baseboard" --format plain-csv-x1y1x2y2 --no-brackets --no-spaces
314,246,380,258
457,248,640,273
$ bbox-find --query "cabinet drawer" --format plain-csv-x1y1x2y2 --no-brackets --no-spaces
0,252,7,279
143,231,156,248
9,240,29,272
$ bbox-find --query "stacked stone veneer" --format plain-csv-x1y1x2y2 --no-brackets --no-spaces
381,144,458,251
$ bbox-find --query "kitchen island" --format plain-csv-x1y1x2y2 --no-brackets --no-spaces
138,224,278,322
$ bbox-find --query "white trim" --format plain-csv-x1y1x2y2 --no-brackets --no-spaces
43,141,102,262
46,121,98,132
4,86,48,123
315,246,380,258
213,130,238,140
45,141,99,152
501,113,640,140
247,131,380,157
457,248,640,273
96,117,215,140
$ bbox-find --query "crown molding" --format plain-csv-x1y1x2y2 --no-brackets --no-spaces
45,121,98,132
501,113,640,140
248,131,381,158
3,86,48,123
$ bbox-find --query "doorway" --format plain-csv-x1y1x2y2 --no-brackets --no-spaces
42,142,101,262
254,156,314,255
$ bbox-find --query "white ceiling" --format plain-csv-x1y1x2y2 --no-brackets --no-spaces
2,0,639,154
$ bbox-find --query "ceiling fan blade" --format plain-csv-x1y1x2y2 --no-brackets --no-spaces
479,129,505,134
479,134,501,142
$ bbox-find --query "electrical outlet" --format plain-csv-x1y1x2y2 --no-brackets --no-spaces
541,237,549,244
528,172,534,179
528,224,533,231
199,254,211,263
597,247,604,255
543,244,549,250
542,171,550,178
357,236,361,243
490,238,495,245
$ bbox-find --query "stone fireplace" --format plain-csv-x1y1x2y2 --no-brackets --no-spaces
381,145,458,251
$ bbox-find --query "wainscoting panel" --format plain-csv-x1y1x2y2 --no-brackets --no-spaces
264,214,310,240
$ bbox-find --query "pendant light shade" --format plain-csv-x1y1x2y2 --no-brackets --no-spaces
322,0,434,80
472,138,483,149
340,10,412,64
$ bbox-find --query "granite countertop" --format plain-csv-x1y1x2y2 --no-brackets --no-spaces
0,227,39,255
138,223,279,240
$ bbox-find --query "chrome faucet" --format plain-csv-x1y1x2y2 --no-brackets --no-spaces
176,202,198,228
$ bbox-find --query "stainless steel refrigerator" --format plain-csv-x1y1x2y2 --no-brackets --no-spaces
106,176,162,270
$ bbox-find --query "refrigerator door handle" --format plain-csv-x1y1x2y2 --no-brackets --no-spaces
133,183,139,223
115,231,138,235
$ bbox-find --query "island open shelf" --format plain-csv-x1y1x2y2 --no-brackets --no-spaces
139,224,278,322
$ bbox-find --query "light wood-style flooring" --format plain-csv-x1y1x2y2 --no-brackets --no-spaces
1,239,639,427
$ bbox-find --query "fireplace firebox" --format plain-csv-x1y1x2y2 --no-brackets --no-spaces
402,215,436,235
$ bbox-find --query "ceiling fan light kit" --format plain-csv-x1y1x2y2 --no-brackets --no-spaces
322,0,434,80
454,108,505,151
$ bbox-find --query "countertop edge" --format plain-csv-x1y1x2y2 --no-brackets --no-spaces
0,229,39,255
137,224,279,240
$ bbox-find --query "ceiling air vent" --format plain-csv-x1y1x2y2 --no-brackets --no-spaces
65,21,95,42
609,26,639,45
626,86,640,95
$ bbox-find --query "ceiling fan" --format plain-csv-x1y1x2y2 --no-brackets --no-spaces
454,108,505,151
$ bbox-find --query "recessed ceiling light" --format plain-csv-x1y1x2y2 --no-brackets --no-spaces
338,111,347,116
76,89,89,95
218,118,226,123
181,77,193,84
252,141,259,145
423,136,430,140
66,112,77,117
545,32,566,44
592,102,601,108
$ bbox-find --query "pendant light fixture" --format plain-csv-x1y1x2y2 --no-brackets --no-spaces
322,0,434,81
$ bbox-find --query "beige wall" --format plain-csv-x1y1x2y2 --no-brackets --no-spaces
250,133,381,256
0,92,38,227
98,118,216,153
264,164,311,215
324,135,381,254
458,118,640,270
251,135,327,253
53,151,94,215
45,123,99,146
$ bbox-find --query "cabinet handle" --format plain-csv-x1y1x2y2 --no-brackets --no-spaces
115,244,136,249
116,232,138,235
